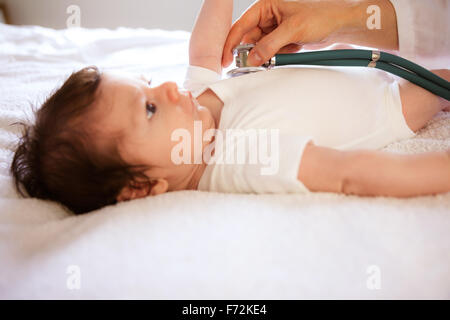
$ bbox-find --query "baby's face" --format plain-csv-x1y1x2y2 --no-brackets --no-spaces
92,71,215,190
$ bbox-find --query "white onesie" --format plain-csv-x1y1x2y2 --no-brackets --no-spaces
183,65,415,194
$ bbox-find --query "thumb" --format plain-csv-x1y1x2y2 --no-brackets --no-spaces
247,22,293,67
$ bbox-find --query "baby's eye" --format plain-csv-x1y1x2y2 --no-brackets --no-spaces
146,102,157,120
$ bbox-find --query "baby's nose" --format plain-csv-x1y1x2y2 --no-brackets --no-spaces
164,82,182,103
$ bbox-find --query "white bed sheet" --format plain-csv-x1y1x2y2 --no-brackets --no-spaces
0,23,449,299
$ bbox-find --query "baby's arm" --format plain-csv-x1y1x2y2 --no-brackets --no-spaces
189,0,233,74
298,142,450,197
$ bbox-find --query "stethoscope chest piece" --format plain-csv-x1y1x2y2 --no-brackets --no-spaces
226,66,267,78
226,43,273,78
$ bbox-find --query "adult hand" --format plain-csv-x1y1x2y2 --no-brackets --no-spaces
222,0,349,67
222,0,398,68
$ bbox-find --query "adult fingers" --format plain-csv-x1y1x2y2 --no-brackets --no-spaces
247,21,294,66
222,2,262,68
241,27,263,45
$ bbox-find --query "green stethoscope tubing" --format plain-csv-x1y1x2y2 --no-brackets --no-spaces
274,49,450,100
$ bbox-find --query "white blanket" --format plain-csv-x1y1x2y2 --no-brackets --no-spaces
0,23,449,299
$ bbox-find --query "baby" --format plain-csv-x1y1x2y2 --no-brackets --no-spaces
10,0,450,214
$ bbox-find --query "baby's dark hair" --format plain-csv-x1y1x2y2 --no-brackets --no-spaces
9,66,156,215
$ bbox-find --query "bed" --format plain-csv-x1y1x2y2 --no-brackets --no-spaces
0,23,449,299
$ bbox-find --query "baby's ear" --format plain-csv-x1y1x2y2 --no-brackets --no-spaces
116,178,168,202
149,178,169,196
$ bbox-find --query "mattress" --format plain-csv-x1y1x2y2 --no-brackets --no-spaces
0,23,449,299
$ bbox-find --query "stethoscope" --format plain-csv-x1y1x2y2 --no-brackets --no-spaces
226,44,450,101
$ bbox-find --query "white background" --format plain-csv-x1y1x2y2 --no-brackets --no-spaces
2,0,254,31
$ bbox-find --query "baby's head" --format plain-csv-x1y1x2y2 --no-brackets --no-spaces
10,66,215,214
